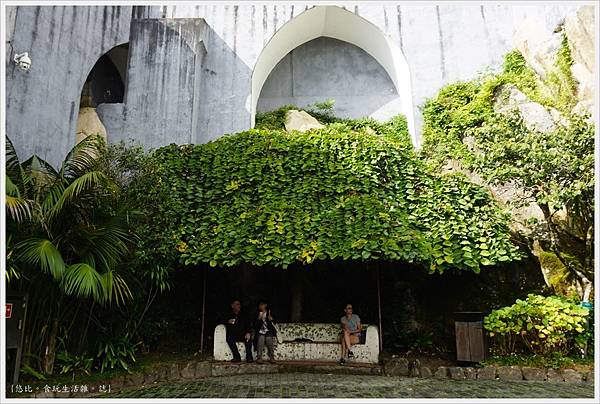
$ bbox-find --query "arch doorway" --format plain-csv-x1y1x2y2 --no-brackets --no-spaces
76,43,129,144
251,6,417,146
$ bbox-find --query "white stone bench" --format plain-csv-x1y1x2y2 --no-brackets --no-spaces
214,323,379,364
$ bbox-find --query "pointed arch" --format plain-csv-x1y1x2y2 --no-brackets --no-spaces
251,6,417,147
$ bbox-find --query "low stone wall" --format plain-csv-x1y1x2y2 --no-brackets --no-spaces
382,358,594,384
16,358,594,398
22,360,382,398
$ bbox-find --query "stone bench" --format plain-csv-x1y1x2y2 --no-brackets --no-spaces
214,323,379,364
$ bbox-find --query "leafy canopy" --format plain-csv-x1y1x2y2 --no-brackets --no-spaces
135,116,520,273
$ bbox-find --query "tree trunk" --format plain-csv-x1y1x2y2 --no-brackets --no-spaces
42,317,59,375
290,268,304,322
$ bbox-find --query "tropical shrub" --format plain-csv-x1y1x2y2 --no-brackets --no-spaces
55,350,94,379
96,333,141,373
484,294,591,356
5,135,139,375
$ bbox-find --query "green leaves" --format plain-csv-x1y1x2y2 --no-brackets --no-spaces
61,263,104,301
6,134,134,306
16,238,66,280
136,116,519,273
484,294,591,356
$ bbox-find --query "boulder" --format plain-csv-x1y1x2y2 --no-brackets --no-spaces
122,372,144,388
493,84,558,133
463,367,477,380
419,366,433,378
561,369,583,383
497,366,523,381
168,363,181,380
546,368,564,382
584,371,594,384
180,361,196,379
76,107,108,144
477,366,497,380
195,361,212,378
448,367,465,380
434,366,449,378
284,110,325,133
522,366,546,381
384,358,410,377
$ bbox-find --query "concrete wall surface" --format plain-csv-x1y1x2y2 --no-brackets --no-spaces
257,37,400,120
5,3,588,166
6,6,132,167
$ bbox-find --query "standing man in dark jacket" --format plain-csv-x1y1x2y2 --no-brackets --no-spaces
224,299,253,363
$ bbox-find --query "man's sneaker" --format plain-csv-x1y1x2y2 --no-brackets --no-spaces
230,358,241,363
339,358,346,365
348,351,354,359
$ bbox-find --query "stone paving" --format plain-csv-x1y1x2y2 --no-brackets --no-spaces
105,372,594,399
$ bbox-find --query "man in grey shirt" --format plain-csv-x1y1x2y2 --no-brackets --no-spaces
339,303,362,364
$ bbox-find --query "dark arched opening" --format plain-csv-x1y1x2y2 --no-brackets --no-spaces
80,43,129,107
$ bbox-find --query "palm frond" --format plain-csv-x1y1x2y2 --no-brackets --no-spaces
5,174,20,197
6,136,31,195
40,180,66,216
46,171,110,221
60,134,106,180
5,136,22,176
15,238,66,280
22,155,60,201
6,175,33,223
86,224,131,272
6,195,33,223
5,235,23,283
99,271,133,306
61,263,104,302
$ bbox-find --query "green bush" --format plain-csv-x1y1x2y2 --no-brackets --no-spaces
96,333,141,373
55,351,94,379
484,294,591,356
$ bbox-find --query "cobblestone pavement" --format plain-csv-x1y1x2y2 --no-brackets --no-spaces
106,373,594,399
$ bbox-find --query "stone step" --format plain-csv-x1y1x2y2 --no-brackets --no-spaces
211,360,383,377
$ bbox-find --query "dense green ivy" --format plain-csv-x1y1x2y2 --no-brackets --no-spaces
134,118,520,273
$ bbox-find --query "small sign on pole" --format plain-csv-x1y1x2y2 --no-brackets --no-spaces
6,303,13,319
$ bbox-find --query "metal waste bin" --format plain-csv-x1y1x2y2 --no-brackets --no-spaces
454,311,486,362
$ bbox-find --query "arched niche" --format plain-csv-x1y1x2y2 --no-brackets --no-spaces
76,42,129,144
251,6,417,147
80,43,129,108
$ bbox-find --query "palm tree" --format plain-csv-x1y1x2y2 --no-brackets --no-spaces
5,134,134,374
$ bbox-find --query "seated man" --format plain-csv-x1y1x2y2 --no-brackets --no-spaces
224,299,253,363
339,303,362,365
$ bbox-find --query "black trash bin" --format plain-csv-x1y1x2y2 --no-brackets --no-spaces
454,312,487,362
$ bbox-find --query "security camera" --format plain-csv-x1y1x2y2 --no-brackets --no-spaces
13,52,31,71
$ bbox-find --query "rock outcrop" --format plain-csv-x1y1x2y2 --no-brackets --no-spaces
564,6,595,115
493,84,561,133
513,19,563,80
